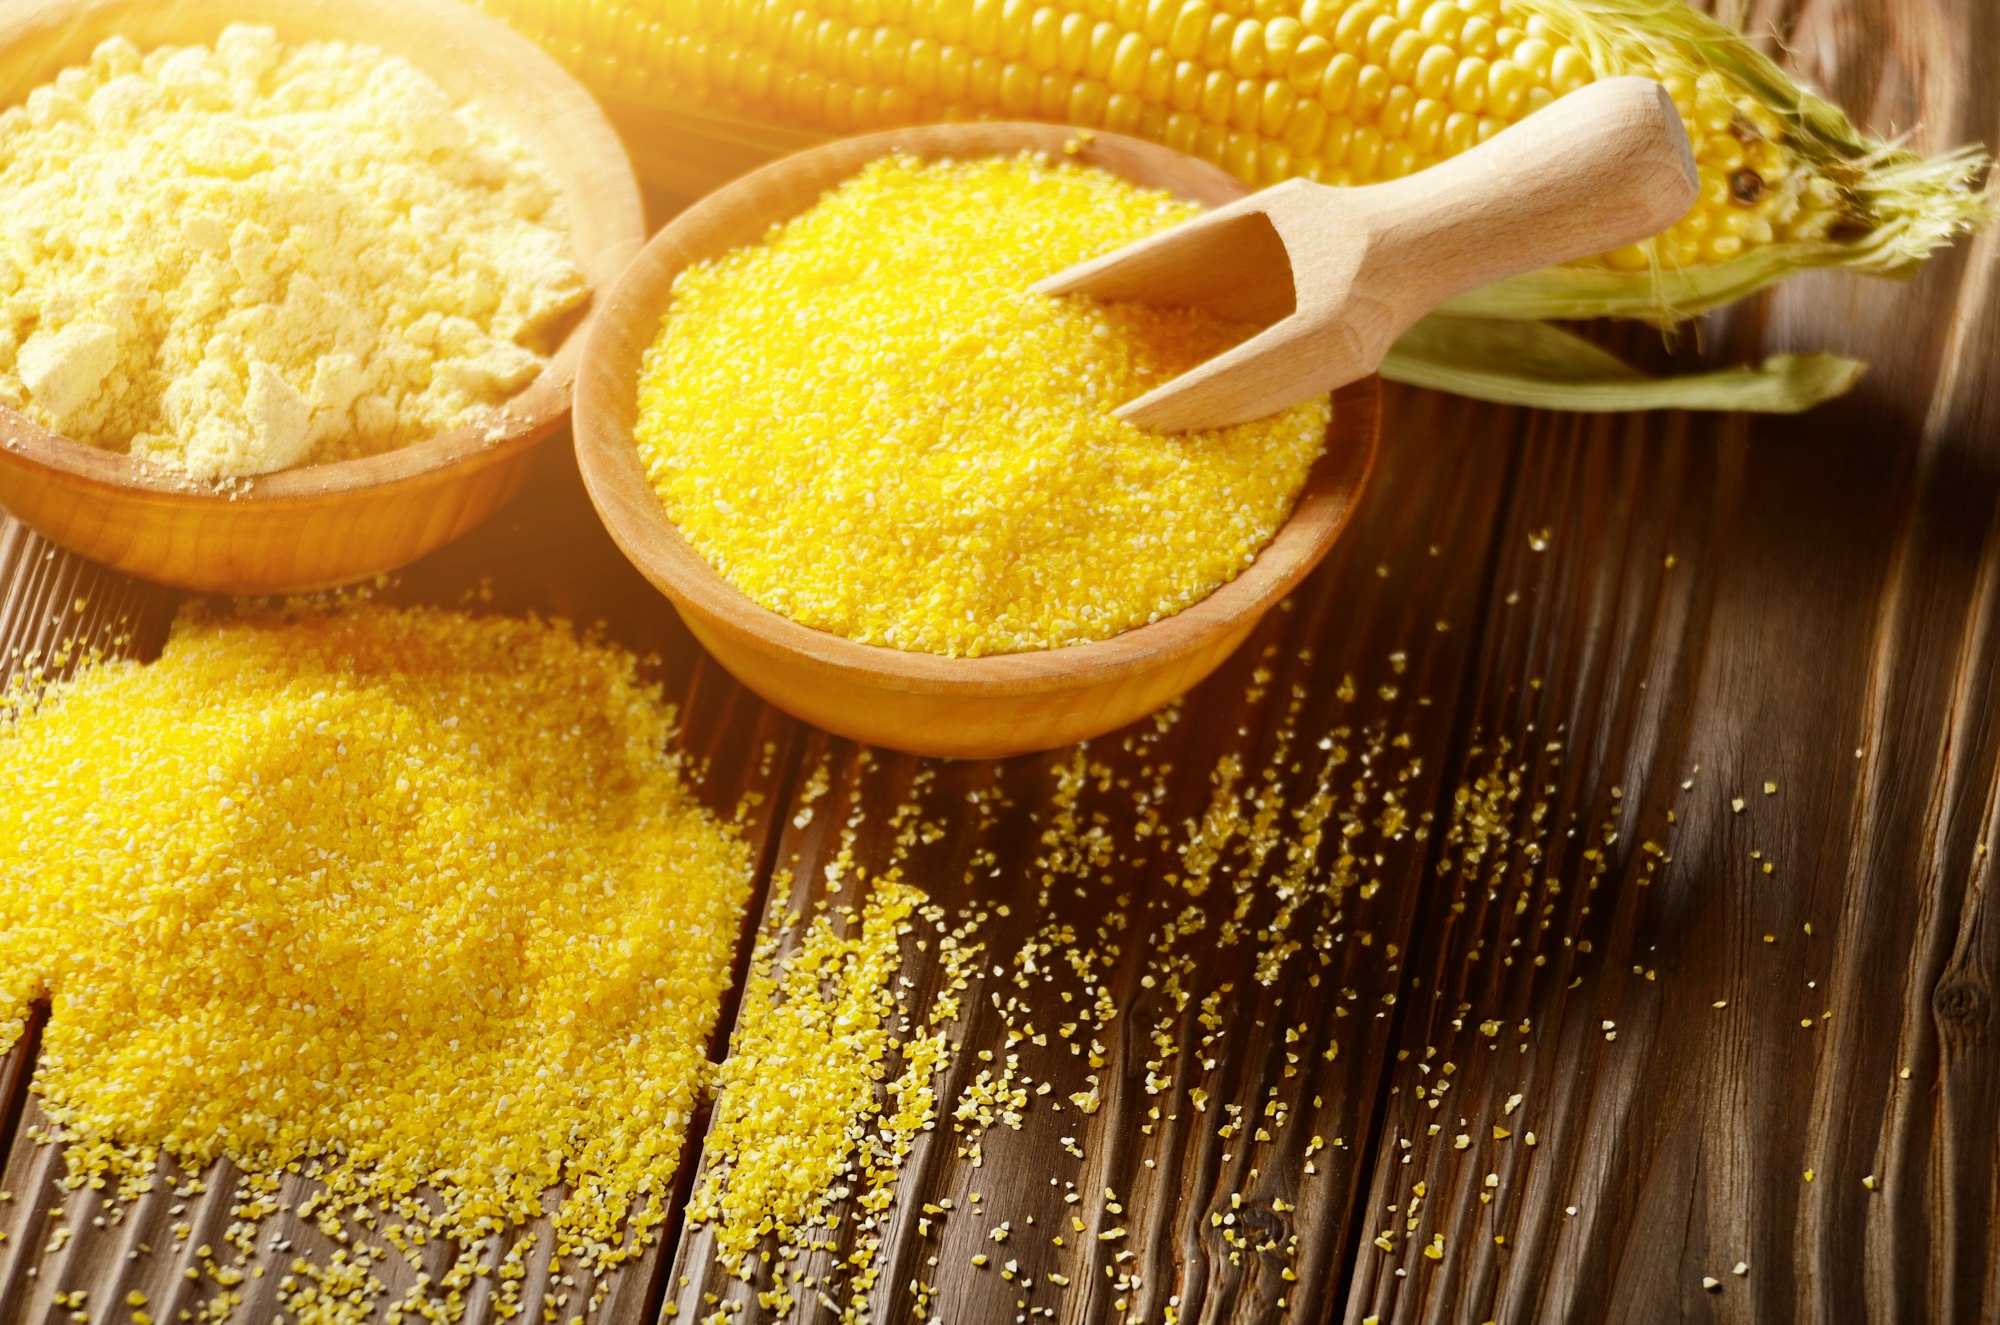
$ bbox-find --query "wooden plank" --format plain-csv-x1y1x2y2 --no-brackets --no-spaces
0,443,802,1325
1339,1,2000,1318
5,3,1998,1319
657,382,1524,1324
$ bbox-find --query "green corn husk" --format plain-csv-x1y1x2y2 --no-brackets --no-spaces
1449,0,1995,323
1383,316,1865,412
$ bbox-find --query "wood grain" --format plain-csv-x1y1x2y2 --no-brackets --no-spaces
1341,1,2000,1316
2,0,1997,1320
658,382,1516,1324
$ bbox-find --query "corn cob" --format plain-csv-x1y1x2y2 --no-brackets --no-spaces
482,0,1988,410
486,0,1987,322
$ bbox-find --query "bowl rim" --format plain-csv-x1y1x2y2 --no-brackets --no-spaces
0,0,645,506
575,122,1381,699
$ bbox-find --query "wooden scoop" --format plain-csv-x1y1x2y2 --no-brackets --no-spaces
1033,77,1699,432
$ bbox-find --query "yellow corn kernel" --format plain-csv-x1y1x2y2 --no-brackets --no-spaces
1085,17,1121,77
1408,94,1446,153
1168,0,1211,58
1229,18,1266,76
906,34,941,93
1001,57,1040,109
1169,56,1205,109
1441,107,1478,155
1351,59,1390,118
1027,5,1063,68
968,0,1003,52
1199,65,1233,120
1223,125,1258,174
1362,13,1401,65
1106,87,1146,130
1201,10,1235,64
1257,137,1296,183
1385,27,1425,82
1000,0,1036,57
1511,34,1553,80
1229,72,1262,128
1459,12,1495,57
1349,122,1383,175
1484,55,1528,115
1331,2,1377,54
1069,74,1110,123
1299,0,1343,35
1417,0,1464,44
1059,11,1092,69
1377,82,1414,140
1448,52,1487,112
1601,242,1651,271
1264,14,1306,66
1287,32,1333,90
1318,48,1359,112
1549,42,1593,95
1260,78,1298,134
1109,29,1149,90
1321,111,1354,165
972,51,1005,101
1036,68,1070,116
1412,41,1454,99
1283,95,1327,153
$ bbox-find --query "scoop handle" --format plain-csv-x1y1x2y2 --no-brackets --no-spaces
1348,77,1699,311
1106,77,1699,433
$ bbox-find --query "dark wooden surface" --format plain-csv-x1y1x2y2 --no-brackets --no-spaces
3,1,1999,1320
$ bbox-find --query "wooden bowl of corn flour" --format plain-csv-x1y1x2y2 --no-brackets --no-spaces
576,123,1381,758
0,0,643,592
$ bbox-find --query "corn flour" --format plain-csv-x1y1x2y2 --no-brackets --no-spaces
0,25,586,480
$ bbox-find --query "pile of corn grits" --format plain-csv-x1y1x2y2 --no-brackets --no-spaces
0,25,585,481
635,152,1331,658
0,604,752,1287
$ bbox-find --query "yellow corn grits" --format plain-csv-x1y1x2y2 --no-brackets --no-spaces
634,152,1331,658
0,604,753,1289
690,873,966,1316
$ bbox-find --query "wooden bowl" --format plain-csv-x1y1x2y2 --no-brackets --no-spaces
0,0,644,593
575,123,1380,760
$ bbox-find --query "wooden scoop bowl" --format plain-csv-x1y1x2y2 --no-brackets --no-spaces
575,122,1380,759
0,0,644,593
1037,78,1699,432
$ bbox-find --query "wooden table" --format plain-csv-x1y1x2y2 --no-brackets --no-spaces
3,2,1997,1319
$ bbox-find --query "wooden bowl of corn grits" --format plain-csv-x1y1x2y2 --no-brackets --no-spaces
575,123,1381,760
0,0,644,594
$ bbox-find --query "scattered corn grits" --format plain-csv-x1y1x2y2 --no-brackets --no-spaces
690,869,973,1315
0,603,753,1317
634,152,1332,657
0,24,586,481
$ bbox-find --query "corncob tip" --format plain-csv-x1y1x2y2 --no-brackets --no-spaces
1842,145,1995,276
